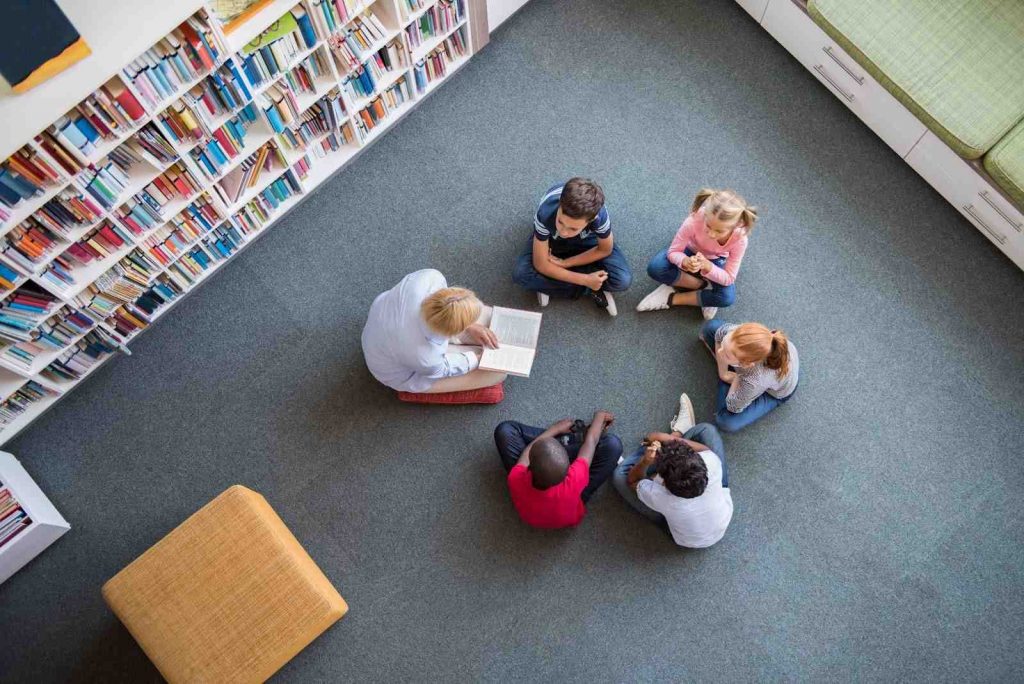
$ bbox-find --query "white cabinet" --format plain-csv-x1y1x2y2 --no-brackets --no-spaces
487,0,530,30
906,132,1024,268
0,452,70,584
761,0,926,157
736,0,770,21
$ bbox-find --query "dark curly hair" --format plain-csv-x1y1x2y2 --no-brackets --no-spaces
656,441,708,498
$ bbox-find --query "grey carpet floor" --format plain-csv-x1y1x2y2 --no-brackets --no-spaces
2,0,1024,681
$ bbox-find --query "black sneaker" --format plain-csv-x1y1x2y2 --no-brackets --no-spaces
584,289,617,316
559,419,589,447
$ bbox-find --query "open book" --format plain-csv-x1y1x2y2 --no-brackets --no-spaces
478,306,543,377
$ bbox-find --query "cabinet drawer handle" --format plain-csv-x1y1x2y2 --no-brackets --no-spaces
963,204,1007,244
822,46,864,85
979,190,1022,233
813,64,855,102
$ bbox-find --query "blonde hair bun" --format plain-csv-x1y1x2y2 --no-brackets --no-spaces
421,287,482,337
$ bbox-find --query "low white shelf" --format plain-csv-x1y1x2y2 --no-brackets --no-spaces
0,451,70,584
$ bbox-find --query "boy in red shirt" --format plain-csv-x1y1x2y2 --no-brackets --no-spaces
493,411,621,528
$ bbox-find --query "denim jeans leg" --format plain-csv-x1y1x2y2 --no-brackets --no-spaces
494,421,546,471
716,392,783,433
596,245,633,292
612,447,667,525
581,433,624,502
646,249,681,286
696,257,736,308
512,251,583,298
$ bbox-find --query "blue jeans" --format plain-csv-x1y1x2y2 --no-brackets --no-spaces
494,420,623,503
513,239,633,298
701,320,796,433
612,423,728,528
646,248,736,308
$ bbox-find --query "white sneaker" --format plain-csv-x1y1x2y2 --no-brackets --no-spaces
670,393,695,434
636,284,675,312
702,306,718,320
604,291,617,317
537,292,550,307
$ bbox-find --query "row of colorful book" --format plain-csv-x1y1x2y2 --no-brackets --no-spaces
47,81,148,164
354,76,413,134
413,28,468,93
0,146,67,216
0,484,32,547
121,13,223,112
405,0,465,52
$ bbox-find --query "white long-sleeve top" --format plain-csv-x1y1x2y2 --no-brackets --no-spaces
361,269,478,392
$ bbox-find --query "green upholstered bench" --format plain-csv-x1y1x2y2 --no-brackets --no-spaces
807,0,1024,160
984,121,1024,209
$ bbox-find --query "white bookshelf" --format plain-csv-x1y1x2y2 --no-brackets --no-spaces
0,451,70,584
0,0,476,445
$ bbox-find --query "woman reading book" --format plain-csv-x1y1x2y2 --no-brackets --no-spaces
361,269,507,393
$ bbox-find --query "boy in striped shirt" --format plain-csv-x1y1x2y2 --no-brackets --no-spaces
512,177,632,316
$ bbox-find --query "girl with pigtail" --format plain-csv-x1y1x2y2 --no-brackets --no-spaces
699,320,799,432
637,188,758,320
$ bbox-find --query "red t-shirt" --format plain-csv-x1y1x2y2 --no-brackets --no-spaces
507,459,589,528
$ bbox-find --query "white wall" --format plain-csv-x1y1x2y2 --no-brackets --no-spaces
487,0,530,31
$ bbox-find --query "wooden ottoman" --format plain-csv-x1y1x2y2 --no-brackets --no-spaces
102,485,347,683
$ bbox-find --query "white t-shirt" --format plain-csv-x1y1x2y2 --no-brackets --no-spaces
637,450,733,548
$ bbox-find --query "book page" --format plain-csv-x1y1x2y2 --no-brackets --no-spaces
490,307,542,350
479,345,536,377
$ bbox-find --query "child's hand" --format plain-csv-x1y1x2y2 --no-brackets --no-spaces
592,410,615,429
550,418,575,434
584,271,609,291
693,253,713,273
682,255,700,273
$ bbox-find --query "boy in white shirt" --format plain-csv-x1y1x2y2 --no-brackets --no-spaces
612,394,733,548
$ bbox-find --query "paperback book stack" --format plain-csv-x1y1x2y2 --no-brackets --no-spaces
328,11,390,73
1,219,65,275
241,12,317,84
355,76,412,135
0,381,58,428
187,104,261,180
277,48,331,106
39,328,122,384
160,60,254,148
79,150,139,211
0,146,67,227
133,123,180,166
258,84,302,133
301,0,363,33
213,143,281,206
398,0,430,21
405,0,465,51
0,288,60,349
40,220,136,292
413,28,467,93
122,14,222,111
30,188,104,240
34,131,83,173
0,483,31,548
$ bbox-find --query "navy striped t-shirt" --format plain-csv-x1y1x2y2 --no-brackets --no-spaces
533,183,611,250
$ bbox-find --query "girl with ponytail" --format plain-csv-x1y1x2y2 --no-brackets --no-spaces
698,319,799,432
637,188,758,320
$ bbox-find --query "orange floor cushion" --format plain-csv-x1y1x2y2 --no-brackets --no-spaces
397,383,505,404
